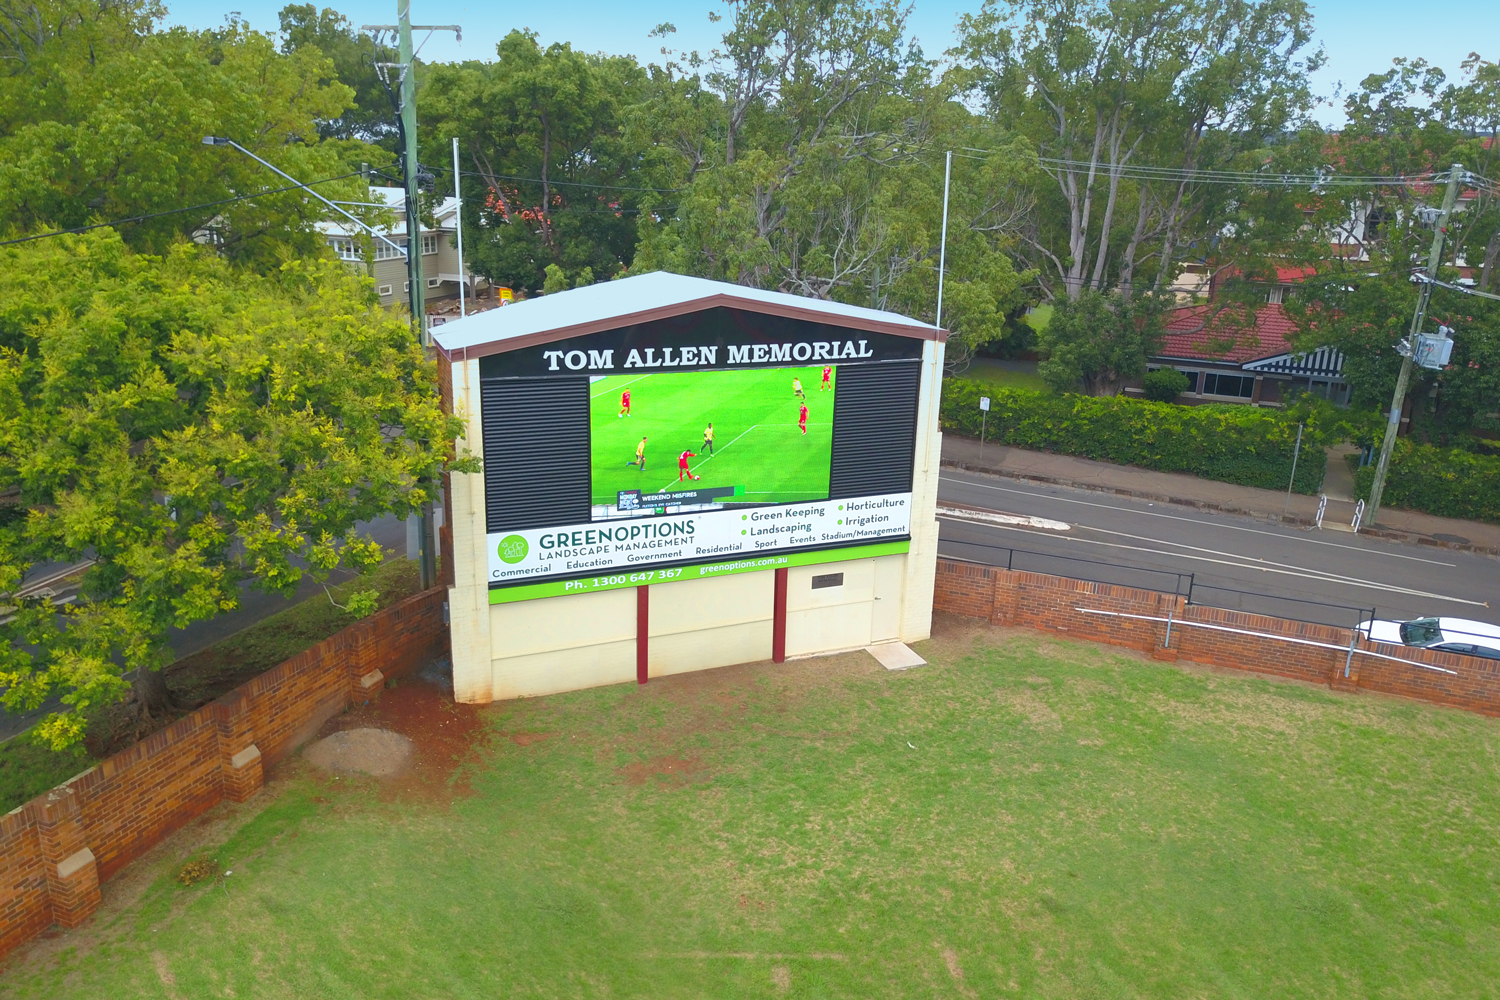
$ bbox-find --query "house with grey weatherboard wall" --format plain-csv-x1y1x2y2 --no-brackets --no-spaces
320,186,485,312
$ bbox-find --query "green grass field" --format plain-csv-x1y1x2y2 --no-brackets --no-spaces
589,367,833,508
11,618,1500,997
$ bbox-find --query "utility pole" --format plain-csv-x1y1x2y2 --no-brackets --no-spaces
363,5,459,593
362,6,460,342
1365,163,1464,524
397,1,425,343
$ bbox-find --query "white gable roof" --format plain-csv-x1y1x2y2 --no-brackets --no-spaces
432,271,939,358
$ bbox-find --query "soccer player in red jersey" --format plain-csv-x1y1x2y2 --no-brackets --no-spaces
677,449,699,481
821,365,832,390
798,403,809,435
617,389,632,417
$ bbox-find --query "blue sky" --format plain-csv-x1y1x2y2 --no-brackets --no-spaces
170,0,1494,127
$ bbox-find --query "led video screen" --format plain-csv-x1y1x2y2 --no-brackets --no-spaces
589,365,837,519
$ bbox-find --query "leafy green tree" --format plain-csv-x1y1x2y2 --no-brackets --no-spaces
631,0,1035,367
0,0,376,265
1037,289,1168,395
278,3,398,146
1280,55,1500,446
420,30,652,294
0,232,466,747
952,0,1320,302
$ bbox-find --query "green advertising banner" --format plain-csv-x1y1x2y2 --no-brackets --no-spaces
488,540,911,605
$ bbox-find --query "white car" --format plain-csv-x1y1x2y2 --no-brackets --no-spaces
1358,616,1500,661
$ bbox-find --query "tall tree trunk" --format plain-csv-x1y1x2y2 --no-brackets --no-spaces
132,666,171,721
1118,188,1154,299
1479,230,1500,293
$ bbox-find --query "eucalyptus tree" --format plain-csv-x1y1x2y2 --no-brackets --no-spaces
952,0,1320,303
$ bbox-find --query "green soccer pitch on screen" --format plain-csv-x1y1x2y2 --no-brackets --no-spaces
589,365,836,513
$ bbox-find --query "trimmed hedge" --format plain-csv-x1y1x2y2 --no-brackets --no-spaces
1353,442,1500,524
941,380,1327,494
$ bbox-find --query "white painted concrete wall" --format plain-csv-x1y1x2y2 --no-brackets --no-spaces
445,334,943,704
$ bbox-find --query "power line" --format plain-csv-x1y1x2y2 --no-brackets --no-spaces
1416,273,1500,303
0,172,364,248
957,149,1447,188
458,169,683,194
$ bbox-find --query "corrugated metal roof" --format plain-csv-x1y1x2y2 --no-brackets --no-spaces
432,271,939,357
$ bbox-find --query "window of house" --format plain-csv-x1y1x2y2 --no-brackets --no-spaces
328,238,360,261
403,281,410,292
426,276,441,288
1265,286,1284,304
421,234,438,255
1178,370,1201,393
377,284,393,296
374,239,403,261
1201,373,1254,398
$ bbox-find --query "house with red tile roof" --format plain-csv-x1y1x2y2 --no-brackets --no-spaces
1133,300,1348,406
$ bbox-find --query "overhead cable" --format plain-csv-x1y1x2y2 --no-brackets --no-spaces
458,169,683,194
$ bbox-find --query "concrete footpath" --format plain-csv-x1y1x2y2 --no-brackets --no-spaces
941,435,1500,557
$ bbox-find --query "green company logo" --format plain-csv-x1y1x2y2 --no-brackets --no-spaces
498,535,529,564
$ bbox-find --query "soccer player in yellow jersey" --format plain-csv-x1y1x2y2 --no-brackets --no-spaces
702,422,715,455
626,436,647,470
792,377,806,400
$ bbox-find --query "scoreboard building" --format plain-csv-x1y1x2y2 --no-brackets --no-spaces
433,271,945,703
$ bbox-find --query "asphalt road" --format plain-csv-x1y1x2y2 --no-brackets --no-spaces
937,470,1499,631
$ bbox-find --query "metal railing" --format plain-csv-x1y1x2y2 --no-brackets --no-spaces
938,541,1375,635
937,539,1193,596
1184,581,1374,633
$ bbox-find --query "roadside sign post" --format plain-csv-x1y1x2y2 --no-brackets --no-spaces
1282,422,1303,521
979,395,990,463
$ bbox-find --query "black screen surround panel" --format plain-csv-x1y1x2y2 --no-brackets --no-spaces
480,376,592,533
478,359,923,534
827,360,922,498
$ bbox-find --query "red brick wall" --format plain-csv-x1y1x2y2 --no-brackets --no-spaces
934,557,1500,713
0,585,449,956
0,812,48,956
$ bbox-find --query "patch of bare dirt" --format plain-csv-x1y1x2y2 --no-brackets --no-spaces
303,729,413,778
616,754,707,787
313,662,492,805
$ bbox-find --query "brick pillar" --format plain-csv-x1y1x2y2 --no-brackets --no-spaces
34,787,99,928
214,691,263,803
347,618,385,703
990,569,1020,626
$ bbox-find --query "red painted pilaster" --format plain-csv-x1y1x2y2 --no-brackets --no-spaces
636,585,649,684
772,568,788,663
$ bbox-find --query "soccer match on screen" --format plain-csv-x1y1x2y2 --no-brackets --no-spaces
589,364,835,517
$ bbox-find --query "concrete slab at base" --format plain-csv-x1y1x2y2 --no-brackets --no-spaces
867,642,926,671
